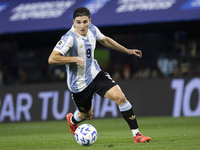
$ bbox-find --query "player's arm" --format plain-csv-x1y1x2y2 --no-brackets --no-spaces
48,50,84,67
99,36,142,58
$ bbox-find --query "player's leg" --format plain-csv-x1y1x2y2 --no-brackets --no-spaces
71,106,93,124
104,85,139,132
93,71,139,136
66,112,79,135
66,106,93,135
66,84,94,135
104,85,151,143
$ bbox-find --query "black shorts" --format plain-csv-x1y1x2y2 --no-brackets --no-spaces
71,71,117,113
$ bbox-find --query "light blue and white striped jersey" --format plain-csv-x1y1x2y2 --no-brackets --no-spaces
54,24,104,93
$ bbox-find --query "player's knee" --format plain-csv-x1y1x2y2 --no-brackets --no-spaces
117,94,127,105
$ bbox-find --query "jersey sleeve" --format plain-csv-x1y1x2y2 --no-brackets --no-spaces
94,25,104,41
53,34,73,55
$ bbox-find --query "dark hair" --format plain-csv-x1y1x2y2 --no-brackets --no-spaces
73,7,91,19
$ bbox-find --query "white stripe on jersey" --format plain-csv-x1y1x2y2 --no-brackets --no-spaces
54,24,104,93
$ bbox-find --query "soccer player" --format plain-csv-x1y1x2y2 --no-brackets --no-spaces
48,7,151,143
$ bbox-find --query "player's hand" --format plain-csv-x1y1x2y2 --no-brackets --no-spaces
76,57,85,67
127,49,142,58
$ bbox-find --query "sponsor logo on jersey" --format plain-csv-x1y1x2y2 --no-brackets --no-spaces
90,37,95,44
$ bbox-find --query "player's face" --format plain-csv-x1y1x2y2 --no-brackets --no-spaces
73,16,91,37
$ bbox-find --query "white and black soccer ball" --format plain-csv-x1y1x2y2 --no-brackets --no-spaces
74,124,98,146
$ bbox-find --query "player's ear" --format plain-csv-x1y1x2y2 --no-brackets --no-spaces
73,19,76,28
89,18,91,24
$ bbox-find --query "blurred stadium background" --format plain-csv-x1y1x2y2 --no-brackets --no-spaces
0,0,200,123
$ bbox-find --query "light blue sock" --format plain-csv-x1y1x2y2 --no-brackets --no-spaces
73,110,82,122
118,100,132,112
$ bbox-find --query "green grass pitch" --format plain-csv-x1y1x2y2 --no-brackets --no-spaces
0,116,200,150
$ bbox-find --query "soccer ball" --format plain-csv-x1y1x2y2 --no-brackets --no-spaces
74,124,98,146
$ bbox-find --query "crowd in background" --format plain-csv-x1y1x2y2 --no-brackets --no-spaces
0,27,200,86
109,30,200,80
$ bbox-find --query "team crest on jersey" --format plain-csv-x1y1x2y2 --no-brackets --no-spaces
57,40,65,47
90,37,95,44
79,45,83,48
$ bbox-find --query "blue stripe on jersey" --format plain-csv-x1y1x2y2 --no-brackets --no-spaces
93,59,101,72
83,36,93,86
89,24,101,72
67,31,79,91
89,24,96,39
